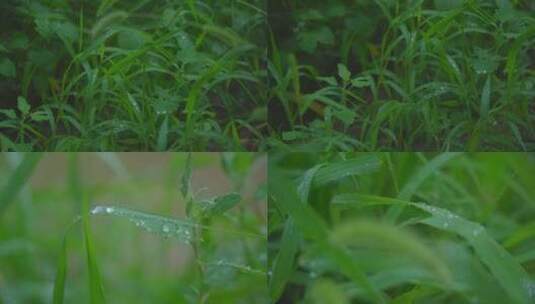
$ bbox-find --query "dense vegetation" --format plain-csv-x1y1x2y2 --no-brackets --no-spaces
0,152,267,303
269,152,535,303
268,0,535,151
0,1,266,151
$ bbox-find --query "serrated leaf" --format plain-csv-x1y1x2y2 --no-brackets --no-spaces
337,63,351,82
201,193,241,218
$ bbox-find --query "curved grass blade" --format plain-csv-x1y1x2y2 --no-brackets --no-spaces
386,152,462,222
313,155,382,186
413,203,530,304
331,195,530,303
270,174,385,303
269,218,299,302
330,220,452,284
297,164,324,204
0,152,42,216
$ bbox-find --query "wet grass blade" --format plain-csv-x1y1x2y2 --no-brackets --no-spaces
313,155,382,186
386,153,462,222
90,205,195,244
0,152,42,216
413,203,530,304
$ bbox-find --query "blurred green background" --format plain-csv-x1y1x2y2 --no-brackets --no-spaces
0,152,267,303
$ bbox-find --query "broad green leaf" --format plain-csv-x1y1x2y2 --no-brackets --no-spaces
0,153,42,216
313,155,382,186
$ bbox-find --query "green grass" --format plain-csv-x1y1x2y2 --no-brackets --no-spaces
268,0,535,151
0,152,267,303
268,152,535,303
0,1,267,151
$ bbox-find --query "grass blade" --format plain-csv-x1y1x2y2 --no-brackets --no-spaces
297,164,324,204
0,152,42,216
181,153,192,199
386,153,462,222
52,234,68,304
313,155,382,186
413,203,530,304
480,75,491,120
82,195,106,304
90,205,194,244
269,218,299,302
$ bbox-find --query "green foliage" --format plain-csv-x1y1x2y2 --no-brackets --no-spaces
0,153,267,303
269,0,535,151
268,152,535,303
0,1,267,151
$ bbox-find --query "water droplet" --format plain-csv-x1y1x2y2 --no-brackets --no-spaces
105,207,114,214
443,222,449,228
216,260,224,266
162,224,170,233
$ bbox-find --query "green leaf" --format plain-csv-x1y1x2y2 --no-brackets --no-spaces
269,218,299,301
351,76,373,88
0,153,42,216
297,164,324,204
414,203,530,304
0,57,16,77
386,153,462,222
480,75,491,120
0,109,17,119
17,96,30,115
90,205,194,244
337,63,351,82
313,155,382,186
200,192,241,218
